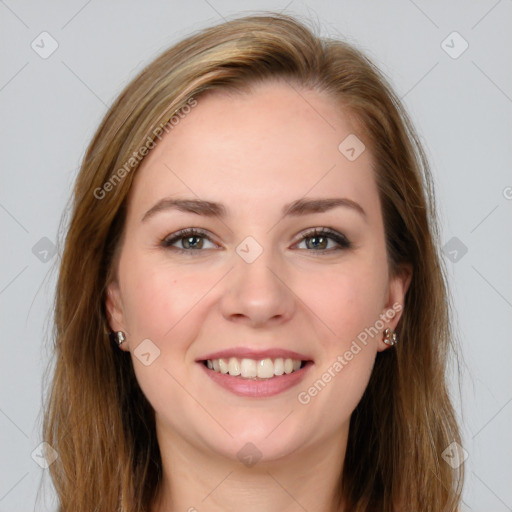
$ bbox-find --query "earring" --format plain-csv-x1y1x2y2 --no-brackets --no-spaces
110,331,126,346
383,328,398,346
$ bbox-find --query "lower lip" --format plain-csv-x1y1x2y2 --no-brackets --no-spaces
199,361,314,398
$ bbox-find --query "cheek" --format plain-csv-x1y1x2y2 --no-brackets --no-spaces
119,256,209,415
296,266,381,422
300,255,388,418
120,253,209,340
298,257,388,347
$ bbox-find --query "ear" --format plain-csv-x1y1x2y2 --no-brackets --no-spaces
377,263,412,352
105,280,129,350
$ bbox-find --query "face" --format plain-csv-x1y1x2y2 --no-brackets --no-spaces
106,80,410,464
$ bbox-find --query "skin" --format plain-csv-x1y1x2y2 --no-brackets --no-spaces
106,80,411,512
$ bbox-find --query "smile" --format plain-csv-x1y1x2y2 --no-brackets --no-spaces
199,357,314,398
204,357,304,379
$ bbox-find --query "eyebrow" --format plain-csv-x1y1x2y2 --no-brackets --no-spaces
141,196,367,223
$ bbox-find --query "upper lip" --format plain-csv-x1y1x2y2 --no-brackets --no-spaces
197,348,313,362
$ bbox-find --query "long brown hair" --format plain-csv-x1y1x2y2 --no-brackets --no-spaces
43,12,464,511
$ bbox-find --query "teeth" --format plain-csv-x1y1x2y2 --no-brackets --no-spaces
228,357,240,376
240,358,257,378
205,357,304,379
257,358,274,379
218,358,229,374
274,358,284,375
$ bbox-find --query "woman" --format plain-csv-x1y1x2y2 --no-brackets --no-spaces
43,12,464,512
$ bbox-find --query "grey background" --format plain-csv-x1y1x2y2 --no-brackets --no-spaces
1,1,511,510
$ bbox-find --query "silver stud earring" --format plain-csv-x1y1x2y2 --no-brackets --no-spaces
383,328,398,346
111,331,126,346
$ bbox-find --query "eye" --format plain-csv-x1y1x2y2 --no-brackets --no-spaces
295,228,352,253
161,227,352,255
161,228,218,254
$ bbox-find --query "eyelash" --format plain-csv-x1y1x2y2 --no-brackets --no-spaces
161,227,352,255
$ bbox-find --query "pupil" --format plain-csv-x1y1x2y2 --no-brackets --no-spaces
185,236,201,249
309,236,326,250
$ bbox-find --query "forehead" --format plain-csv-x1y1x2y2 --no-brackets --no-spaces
127,80,378,219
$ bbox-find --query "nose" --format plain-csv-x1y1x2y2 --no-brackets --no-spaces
219,245,296,328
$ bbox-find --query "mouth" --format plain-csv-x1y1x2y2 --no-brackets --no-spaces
201,357,310,380
197,355,314,398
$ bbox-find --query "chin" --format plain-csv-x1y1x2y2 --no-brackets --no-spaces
207,419,308,463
